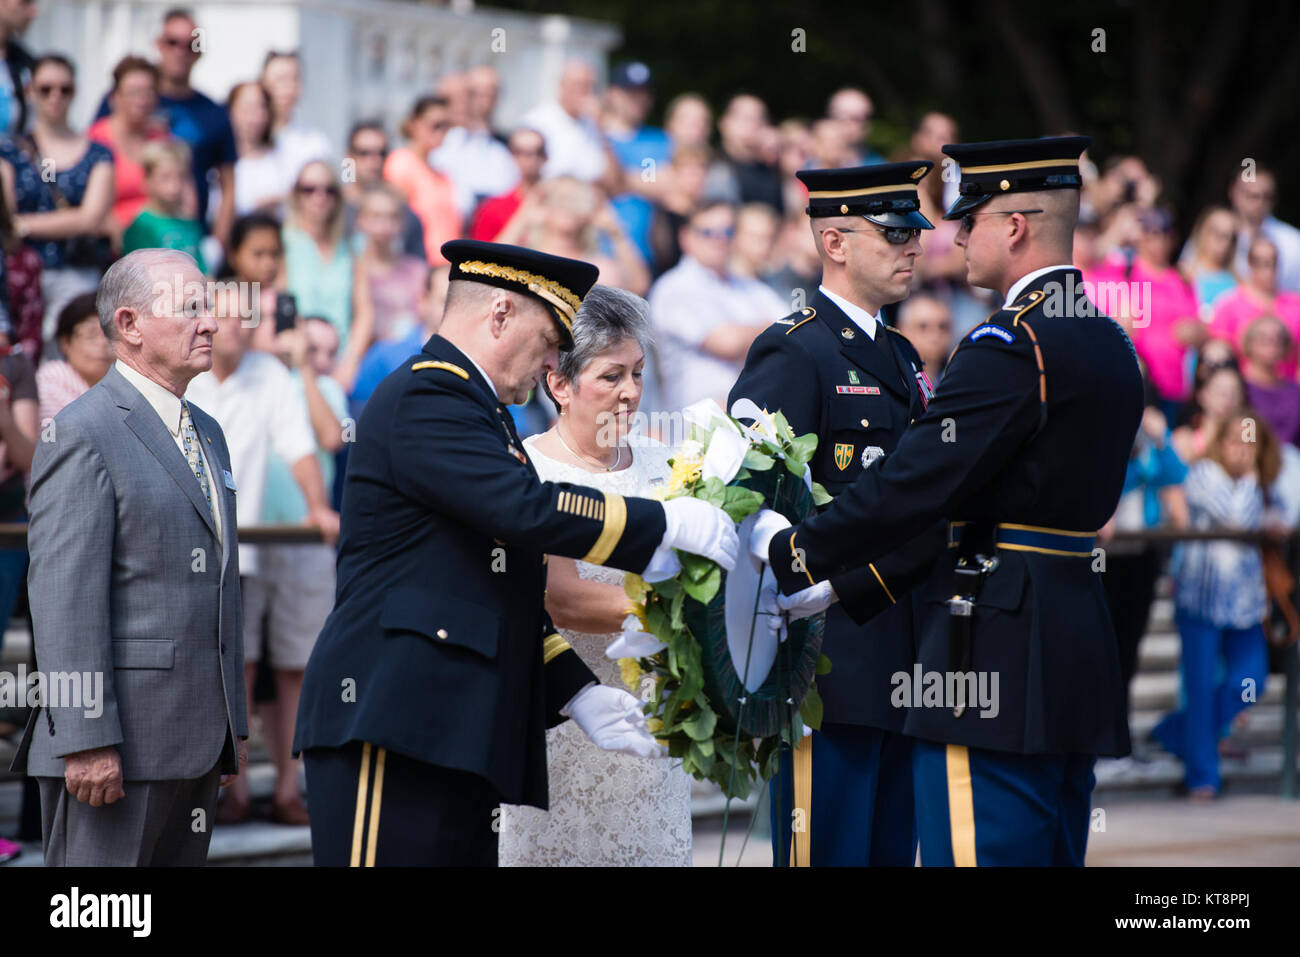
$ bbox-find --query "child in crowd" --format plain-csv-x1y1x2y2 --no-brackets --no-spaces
122,140,207,271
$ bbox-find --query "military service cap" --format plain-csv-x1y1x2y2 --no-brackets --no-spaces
941,135,1091,220
796,161,935,230
441,239,599,347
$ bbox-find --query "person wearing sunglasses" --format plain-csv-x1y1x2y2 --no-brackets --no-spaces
728,161,944,867
282,160,365,382
1,54,113,358
383,94,463,267
753,136,1145,867
88,9,235,246
147,9,236,247
341,120,424,260
647,199,785,412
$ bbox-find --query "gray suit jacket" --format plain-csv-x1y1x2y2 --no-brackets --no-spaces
11,364,248,780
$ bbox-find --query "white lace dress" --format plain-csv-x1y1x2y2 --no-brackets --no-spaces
498,436,694,866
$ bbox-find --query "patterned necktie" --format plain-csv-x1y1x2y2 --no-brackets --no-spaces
180,400,215,522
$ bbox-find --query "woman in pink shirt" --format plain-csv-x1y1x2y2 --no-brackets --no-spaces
1091,208,1201,406
35,292,113,423
382,96,462,266
1210,236,1300,373
87,56,175,239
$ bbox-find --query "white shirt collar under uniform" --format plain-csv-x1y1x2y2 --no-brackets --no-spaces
819,285,881,341
460,351,499,401
114,359,185,436
1003,264,1075,308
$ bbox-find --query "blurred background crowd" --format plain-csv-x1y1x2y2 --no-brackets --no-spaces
0,0,1299,849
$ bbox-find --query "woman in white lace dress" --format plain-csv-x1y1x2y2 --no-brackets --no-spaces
498,286,693,866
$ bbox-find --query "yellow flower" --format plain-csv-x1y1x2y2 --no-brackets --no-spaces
623,573,650,603
667,457,703,492
625,602,648,629
646,717,668,747
618,658,643,691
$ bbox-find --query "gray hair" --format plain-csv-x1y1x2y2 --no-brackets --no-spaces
96,248,199,341
556,284,653,385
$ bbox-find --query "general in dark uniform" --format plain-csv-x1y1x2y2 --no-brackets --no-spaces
760,137,1144,865
294,240,737,866
729,162,946,866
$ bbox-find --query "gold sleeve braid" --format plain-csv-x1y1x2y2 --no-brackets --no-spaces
542,633,571,664
556,490,628,566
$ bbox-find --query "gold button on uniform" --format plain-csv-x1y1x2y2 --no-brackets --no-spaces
860,418,870,428
436,629,448,640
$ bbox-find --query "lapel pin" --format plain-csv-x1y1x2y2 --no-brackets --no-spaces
841,327,855,340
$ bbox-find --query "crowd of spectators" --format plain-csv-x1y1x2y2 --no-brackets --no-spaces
1,2,1300,852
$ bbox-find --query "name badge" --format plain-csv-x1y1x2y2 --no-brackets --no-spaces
223,469,237,491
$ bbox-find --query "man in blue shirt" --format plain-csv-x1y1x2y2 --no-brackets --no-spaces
600,62,673,269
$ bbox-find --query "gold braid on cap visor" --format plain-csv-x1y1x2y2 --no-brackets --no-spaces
456,259,580,333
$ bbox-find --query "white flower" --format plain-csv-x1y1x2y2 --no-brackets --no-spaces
729,397,781,446
679,438,705,461
681,398,740,437
605,615,668,660
702,425,749,486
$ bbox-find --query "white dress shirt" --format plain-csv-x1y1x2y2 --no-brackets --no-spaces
521,100,608,182
1003,264,1074,308
430,126,518,215
460,350,498,400
115,359,222,542
648,255,787,412
186,351,316,574
818,285,882,340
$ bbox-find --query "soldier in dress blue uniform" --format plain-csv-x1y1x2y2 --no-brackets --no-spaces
729,162,947,866
293,240,738,866
754,137,1145,865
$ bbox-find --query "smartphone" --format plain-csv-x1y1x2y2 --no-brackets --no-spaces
274,292,298,334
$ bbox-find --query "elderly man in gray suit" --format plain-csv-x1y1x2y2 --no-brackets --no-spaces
10,248,249,866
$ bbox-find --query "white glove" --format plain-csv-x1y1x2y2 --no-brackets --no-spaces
564,684,666,758
605,614,667,660
749,508,792,564
756,567,788,643
645,498,739,579
778,580,836,622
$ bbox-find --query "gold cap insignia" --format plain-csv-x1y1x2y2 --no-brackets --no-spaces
840,203,849,214
999,179,1011,191
456,259,580,338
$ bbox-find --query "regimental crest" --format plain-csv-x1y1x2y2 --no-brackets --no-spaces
834,443,854,471
847,369,860,385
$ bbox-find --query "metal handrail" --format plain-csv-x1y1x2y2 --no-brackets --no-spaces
0,521,1293,797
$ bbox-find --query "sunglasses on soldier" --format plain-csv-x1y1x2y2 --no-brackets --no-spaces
825,224,921,246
